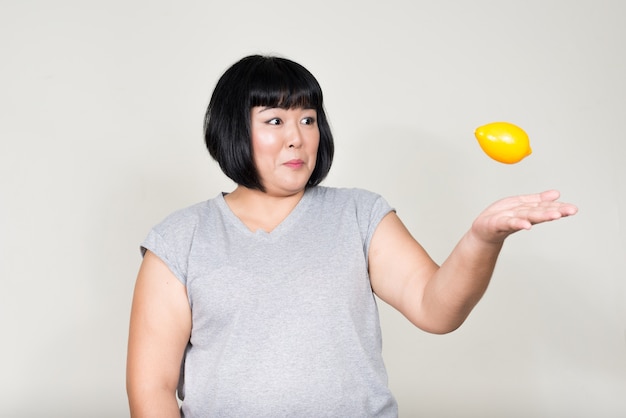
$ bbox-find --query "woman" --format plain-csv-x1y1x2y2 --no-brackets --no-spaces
126,55,577,417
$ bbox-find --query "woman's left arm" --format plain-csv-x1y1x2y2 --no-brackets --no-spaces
368,190,578,334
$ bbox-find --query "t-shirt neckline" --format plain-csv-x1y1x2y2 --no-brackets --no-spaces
215,187,316,239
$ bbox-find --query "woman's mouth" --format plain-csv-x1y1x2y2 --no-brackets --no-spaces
284,159,304,168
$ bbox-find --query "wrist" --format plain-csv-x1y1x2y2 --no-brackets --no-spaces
465,227,505,251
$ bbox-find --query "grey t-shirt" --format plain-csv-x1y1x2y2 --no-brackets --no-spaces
141,186,398,417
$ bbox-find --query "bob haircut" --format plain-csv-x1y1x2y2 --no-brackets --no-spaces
204,55,334,191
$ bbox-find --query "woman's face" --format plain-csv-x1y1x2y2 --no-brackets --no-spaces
250,106,320,196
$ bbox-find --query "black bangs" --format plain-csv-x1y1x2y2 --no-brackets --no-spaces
247,57,323,109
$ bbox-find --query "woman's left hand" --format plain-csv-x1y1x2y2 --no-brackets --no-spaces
470,189,578,245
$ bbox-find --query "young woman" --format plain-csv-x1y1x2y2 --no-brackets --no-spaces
126,55,577,417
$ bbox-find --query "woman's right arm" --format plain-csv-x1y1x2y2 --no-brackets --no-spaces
127,250,192,418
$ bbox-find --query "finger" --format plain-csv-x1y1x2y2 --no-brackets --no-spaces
491,215,532,232
539,189,561,202
559,203,579,216
519,206,569,225
508,217,532,231
533,201,578,217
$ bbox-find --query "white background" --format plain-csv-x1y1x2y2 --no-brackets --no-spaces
1,1,625,417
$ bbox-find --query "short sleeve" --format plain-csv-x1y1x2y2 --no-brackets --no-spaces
140,228,187,285
351,189,395,259
138,202,208,286
366,195,395,258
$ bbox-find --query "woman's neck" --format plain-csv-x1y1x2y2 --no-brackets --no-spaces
224,186,306,233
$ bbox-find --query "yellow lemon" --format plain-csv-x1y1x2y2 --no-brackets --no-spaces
474,121,532,164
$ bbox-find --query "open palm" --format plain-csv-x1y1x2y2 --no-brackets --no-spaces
471,190,578,245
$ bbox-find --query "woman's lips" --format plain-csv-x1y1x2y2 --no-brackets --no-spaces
284,159,304,168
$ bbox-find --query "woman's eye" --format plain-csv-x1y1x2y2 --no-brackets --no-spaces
301,117,316,125
267,118,282,125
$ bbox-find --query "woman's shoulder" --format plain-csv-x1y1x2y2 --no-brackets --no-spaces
309,186,386,206
149,194,222,235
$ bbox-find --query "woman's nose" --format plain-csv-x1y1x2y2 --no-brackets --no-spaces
287,125,303,148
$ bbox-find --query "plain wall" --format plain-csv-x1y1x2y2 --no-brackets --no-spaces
1,0,624,417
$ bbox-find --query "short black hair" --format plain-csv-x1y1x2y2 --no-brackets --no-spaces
204,55,334,191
